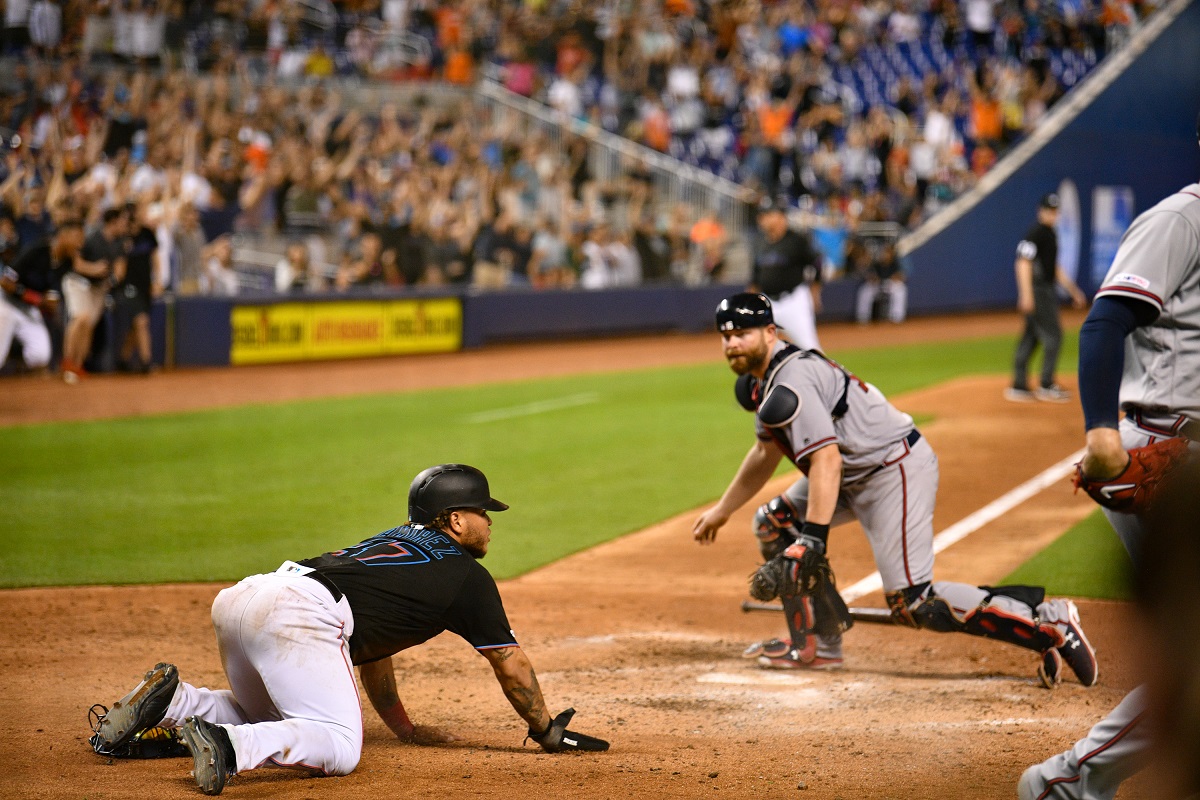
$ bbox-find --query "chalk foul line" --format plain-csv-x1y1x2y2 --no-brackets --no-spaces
840,448,1087,603
464,393,600,424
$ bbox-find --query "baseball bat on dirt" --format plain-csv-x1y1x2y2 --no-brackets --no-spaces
740,600,895,624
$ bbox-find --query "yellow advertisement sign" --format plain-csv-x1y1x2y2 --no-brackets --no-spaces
231,297,462,365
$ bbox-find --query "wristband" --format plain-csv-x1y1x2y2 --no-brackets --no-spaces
799,522,829,548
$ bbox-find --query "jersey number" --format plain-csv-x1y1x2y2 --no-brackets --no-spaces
333,537,431,566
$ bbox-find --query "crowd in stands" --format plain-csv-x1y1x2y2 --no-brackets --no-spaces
0,0,1161,310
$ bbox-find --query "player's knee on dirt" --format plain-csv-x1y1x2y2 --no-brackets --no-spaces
888,582,1061,652
316,725,362,776
753,496,802,560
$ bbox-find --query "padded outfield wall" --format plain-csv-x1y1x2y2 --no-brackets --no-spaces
903,0,1200,313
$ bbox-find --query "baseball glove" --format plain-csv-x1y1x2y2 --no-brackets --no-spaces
749,538,832,602
527,708,610,753
88,704,190,759
1072,437,1191,514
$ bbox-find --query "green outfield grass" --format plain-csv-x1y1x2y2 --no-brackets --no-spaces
1003,509,1133,600
1,330,1080,589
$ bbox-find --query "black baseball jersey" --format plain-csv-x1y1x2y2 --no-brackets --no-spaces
1016,222,1057,285
117,226,157,297
7,239,66,309
299,524,517,665
753,229,821,299
79,231,123,286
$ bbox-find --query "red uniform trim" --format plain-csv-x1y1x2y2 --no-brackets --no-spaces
1031,775,1080,800
881,438,912,467
1096,285,1163,306
1079,712,1144,763
794,436,837,460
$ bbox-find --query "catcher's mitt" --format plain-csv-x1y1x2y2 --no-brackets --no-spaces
1072,437,1191,514
526,708,610,753
88,704,190,759
749,538,832,602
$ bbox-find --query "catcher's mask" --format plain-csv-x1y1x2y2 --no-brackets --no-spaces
716,292,774,332
408,464,509,525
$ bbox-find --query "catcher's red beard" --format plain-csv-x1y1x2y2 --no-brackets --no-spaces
726,349,767,376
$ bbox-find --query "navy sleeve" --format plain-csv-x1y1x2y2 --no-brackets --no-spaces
443,563,518,651
1078,295,1159,431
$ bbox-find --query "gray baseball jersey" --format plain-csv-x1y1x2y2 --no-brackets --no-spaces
757,343,933,591
755,346,914,481
1096,183,1200,424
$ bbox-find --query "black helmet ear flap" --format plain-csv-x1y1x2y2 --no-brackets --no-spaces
758,383,801,428
734,373,761,411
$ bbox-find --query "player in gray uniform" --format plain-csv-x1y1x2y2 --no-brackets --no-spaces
1018,124,1200,800
694,292,1098,682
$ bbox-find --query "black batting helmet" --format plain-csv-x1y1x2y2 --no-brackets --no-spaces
408,464,509,525
715,292,774,332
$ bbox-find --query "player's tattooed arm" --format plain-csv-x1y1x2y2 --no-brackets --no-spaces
482,646,551,733
359,658,461,744
359,657,415,739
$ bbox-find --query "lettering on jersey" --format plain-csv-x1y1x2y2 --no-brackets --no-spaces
332,525,462,566
1110,273,1151,290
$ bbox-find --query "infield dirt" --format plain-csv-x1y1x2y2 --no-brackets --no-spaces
2,309,1163,799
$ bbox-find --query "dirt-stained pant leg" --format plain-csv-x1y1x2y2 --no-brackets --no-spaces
164,572,363,776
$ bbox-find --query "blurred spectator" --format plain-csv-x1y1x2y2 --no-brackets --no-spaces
689,212,727,284
172,203,206,294
200,234,238,296
853,238,908,324
3,0,32,55
274,240,320,293
336,231,397,290
29,0,62,59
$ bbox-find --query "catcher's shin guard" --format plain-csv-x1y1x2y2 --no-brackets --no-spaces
781,594,819,662
887,583,1062,653
812,573,854,638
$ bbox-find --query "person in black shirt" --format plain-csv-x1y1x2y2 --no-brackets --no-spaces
1005,193,1088,403
750,196,823,350
1,220,83,372
90,464,608,796
113,203,159,373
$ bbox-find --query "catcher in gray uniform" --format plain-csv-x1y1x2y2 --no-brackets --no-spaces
693,292,1098,684
1018,120,1200,800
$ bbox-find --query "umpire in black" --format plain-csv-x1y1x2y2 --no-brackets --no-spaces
1006,193,1088,403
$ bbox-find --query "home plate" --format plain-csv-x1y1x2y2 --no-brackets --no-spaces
698,671,819,686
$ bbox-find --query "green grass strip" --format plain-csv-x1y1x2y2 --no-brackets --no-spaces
1003,509,1133,600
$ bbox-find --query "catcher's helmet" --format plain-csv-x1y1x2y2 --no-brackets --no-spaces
408,464,509,525
716,292,774,332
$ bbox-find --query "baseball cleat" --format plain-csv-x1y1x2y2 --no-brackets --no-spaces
182,717,237,796
1055,600,1098,687
741,638,792,659
1004,387,1036,403
94,662,179,752
1037,648,1063,689
757,650,844,671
